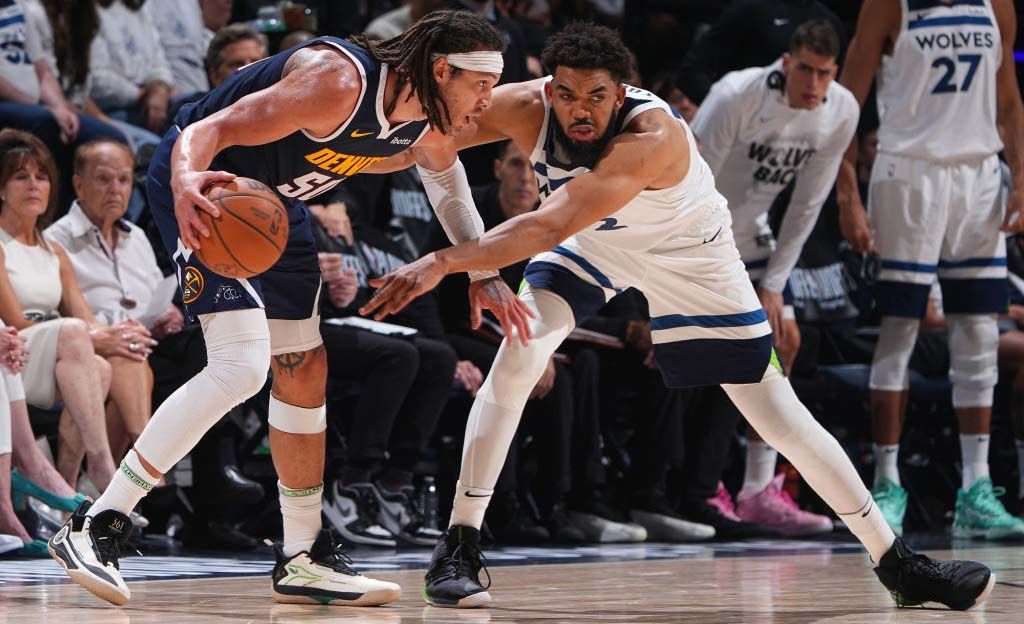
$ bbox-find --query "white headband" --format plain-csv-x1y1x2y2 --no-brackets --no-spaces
434,51,504,75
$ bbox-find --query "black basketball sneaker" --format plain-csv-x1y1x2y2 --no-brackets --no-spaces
423,525,491,608
873,538,996,610
48,500,133,605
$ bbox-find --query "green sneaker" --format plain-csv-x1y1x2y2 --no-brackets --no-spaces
871,478,908,536
952,477,1024,540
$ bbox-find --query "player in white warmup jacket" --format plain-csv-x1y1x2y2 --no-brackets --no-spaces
838,0,1024,540
690,20,858,535
362,22,997,613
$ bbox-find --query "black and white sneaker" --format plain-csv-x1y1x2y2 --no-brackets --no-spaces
423,525,491,608
874,538,996,610
371,481,443,546
272,529,401,606
48,500,132,605
323,480,396,547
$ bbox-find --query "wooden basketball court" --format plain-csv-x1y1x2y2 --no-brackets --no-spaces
2,542,1022,623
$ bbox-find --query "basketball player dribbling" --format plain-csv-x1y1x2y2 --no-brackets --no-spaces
363,22,997,611
48,10,534,607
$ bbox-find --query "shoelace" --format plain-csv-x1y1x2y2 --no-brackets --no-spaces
894,552,950,607
428,539,491,590
320,543,358,575
973,485,1010,516
712,487,736,515
94,534,127,569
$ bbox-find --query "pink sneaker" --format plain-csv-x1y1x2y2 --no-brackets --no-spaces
706,482,742,522
736,474,833,537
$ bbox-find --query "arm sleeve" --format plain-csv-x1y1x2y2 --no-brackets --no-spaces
689,77,744,174
417,159,500,282
760,104,859,293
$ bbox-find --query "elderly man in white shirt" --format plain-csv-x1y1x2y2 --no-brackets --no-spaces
46,140,172,460
47,139,265,538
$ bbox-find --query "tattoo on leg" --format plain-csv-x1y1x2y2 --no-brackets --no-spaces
272,346,322,378
273,352,306,377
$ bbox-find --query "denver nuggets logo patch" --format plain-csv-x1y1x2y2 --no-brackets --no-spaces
182,266,205,304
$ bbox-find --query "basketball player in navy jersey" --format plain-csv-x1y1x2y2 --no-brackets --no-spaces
363,22,996,611
48,10,534,608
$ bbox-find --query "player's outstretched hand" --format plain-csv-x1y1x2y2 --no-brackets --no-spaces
361,253,447,320
171,170,236,250
1001,188,1024,233
468,277,535,347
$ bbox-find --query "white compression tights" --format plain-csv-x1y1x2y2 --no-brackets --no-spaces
724,367,895,562
449,286,575,528
133,309,271,474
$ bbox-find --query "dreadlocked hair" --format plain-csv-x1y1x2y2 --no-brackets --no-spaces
350,10,503,133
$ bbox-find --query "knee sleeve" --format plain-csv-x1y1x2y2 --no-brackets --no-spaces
869,316,920,392
135,309,270,473
948,314,998,408
202,310,272,404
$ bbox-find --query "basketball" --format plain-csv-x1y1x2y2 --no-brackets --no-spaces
195,177,289,278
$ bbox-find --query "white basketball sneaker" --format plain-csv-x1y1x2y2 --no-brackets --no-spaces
48,500,132,605
271,529,401,606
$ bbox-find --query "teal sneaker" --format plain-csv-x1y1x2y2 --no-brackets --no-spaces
952,477,1024,540
871,478,908,536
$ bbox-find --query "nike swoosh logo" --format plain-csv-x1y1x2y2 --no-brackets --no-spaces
596,217,628,231
464,491,490,498
703,226,722,244
862,501,873,518
350,129,374,138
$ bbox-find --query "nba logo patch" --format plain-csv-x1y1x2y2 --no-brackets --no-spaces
182,266,205,303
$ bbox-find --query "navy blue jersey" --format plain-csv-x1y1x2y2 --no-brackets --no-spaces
174,36,430,202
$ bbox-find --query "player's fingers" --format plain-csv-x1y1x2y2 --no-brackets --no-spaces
192,191,221,218
510,306,531,346
208,170,236,184
470,298,482,330
512,301,534,340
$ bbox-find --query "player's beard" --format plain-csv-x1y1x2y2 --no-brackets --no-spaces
550,117,616,168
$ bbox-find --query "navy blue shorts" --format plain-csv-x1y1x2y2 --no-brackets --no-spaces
146,126,321,321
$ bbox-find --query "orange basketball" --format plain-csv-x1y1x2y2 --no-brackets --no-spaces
196,177,289,278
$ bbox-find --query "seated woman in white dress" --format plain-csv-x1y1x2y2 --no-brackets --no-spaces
0,129,143,491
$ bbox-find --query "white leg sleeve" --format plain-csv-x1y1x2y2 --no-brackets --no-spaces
449,287,575,528
723,366,896,562
134,309,271,474
869,316,920,392
947,314,998,409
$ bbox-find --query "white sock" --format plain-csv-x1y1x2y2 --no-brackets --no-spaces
960,434,990,490
741,441,778,495
449,480,493,529
1016,440,1024,499
873,444,900,487
279,481,323,557
88,450,157,517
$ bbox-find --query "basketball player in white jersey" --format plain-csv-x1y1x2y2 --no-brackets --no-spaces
690,20,857,536
838,0,1024,540
363,22,996,612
